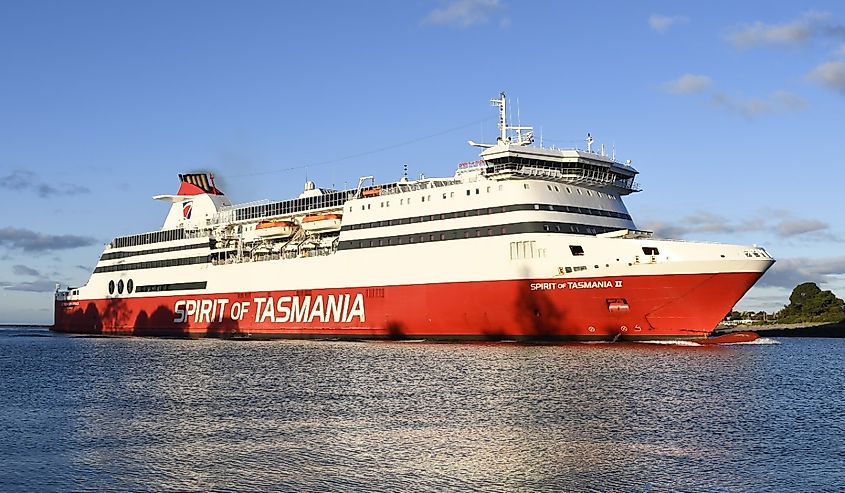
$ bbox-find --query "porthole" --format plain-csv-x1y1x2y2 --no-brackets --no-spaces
108,280,115,295
117,279,124,294
127,279,134,294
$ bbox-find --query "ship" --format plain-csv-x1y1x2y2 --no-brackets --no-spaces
52,93,774,340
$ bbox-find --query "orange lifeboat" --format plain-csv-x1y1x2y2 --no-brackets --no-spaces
255,220,295,238
301,213,342,232
362,187,381,198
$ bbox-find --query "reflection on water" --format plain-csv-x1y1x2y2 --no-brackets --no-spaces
0,327,843,492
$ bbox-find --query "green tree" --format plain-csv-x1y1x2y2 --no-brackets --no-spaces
778,282,845,323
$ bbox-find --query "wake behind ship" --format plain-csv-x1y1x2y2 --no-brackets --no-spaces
53,94,774,340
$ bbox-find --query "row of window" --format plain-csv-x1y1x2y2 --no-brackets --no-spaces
112,228,186,249
101,241,210,261
94,255,209,273
235,190,350,222
337,221,618,251
135,281,208,293
509,241,547,260
108,279,134,295
343,203,631,232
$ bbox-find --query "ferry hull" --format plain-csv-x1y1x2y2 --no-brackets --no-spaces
52,271,764,340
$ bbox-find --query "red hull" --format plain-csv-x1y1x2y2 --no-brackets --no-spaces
691,331,760,345
53,272,763,340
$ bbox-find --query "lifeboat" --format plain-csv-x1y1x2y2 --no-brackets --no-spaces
255,220,295,238
301,213,342,232
362,187,381,197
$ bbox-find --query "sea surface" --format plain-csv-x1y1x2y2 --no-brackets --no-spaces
0,327,842,492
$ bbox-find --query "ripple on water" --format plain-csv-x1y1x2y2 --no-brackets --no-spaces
0,331,842,492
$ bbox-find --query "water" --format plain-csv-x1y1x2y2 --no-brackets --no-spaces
1,327,843,492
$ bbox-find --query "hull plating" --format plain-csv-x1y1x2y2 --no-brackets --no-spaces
53,271,764,340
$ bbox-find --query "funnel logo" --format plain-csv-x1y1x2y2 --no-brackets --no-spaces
182,201,193,219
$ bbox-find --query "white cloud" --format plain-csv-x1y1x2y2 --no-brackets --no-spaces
662,74,712,95
808,60,845,95
758,256,845,288
711,90,807,118
422,0,503,28
648,14,688,33
776,218,829,237
726,11,843,49
642,209,831,240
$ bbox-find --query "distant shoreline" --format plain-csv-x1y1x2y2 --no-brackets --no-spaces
719,322,845,338
0,324,51,328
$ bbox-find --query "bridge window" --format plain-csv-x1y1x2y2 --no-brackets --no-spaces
642,247,659,255
570,245,585,256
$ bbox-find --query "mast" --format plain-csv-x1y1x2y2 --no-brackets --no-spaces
491,92,507,142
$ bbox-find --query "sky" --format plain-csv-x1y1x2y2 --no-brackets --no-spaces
1,0,844,324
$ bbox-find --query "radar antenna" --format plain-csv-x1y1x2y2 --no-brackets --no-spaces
470,92,533,148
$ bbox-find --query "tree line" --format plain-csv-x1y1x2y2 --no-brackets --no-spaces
728,282,845,324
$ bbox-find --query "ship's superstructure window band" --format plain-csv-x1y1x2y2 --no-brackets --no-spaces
342,203,631,231
135,281,208,293
235,190,352,222
100,241,210,261
93,255,209,273
337,221,617,251
112,228,186,248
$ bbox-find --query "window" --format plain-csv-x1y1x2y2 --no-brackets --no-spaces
108,280,115,295
475,188,480,194
642,246,659,256
127,279,134,294
554,186,560,192
566,187,571,193
569,245,585,256
117,279,124,294
466,190,471,196
523,184,530,189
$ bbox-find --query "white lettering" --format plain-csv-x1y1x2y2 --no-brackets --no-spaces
174,300,186,323
185,300,198,320
216,299,230,322
260,296,276,323
253,297,267,322
346,293,365,323
276,296,292,323
292,296,311,322
198,299,213,323
326,294,343,323
309,295,325,323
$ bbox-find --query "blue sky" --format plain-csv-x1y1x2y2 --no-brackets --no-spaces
2,0,844,324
